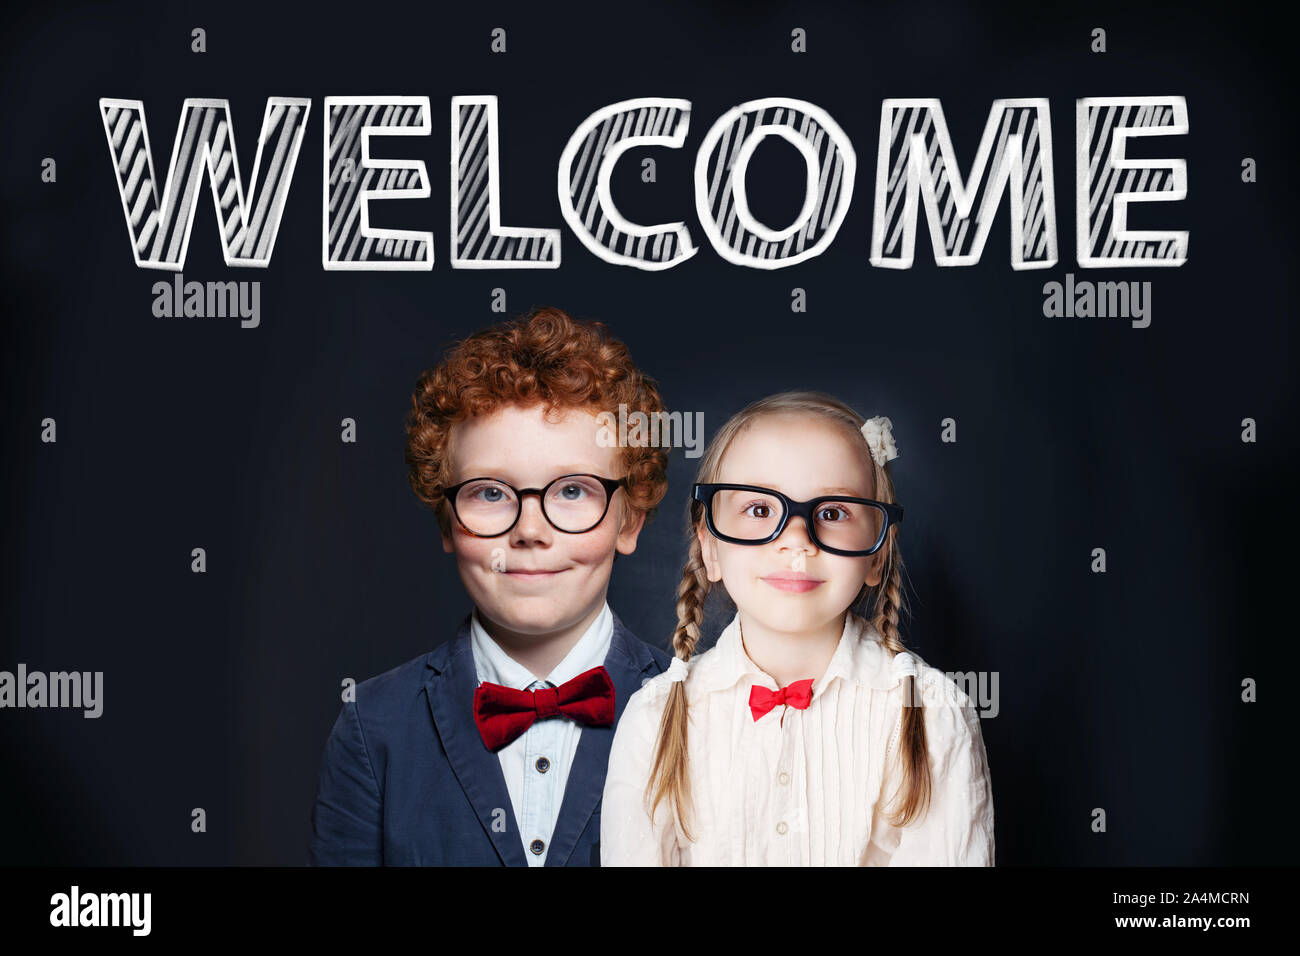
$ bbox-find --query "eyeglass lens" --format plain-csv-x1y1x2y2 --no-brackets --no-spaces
454,476,611,535
709,488,883,552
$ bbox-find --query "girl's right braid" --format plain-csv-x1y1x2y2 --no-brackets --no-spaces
873,542,905,654
871,539,932,828
647,531,711,843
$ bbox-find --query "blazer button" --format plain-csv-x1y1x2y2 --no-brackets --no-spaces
530,839,546,855
535,756,551,773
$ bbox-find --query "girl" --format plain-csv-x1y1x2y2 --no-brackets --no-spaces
601,392,994,865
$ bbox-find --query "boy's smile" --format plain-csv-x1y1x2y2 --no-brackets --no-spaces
498,566,570,582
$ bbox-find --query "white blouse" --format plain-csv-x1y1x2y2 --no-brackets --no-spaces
600,611,995,866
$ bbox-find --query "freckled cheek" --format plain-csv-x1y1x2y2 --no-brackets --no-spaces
563,529,619,567
449,535,499,573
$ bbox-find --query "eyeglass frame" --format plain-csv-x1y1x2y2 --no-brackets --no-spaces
693,482,903,557
440,473,628,538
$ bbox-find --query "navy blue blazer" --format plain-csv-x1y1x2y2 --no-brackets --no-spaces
308,609,670,866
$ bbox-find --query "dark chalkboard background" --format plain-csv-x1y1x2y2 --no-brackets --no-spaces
2,0,1295,865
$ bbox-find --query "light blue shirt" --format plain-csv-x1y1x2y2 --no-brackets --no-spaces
469,603,614,866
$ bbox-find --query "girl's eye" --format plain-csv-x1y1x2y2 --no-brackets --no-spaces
817,505,851,522
742,501,774,519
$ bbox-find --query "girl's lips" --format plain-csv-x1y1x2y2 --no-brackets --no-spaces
761,574,823,593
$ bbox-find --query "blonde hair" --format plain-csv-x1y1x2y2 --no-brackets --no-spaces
646,390,932,841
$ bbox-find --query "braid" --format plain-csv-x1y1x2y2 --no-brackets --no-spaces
870,531,933,828
671,534,710,660
647,530,710,842
871,533,905,653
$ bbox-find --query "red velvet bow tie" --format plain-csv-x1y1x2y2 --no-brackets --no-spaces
473,665,616,751
749,678,815,724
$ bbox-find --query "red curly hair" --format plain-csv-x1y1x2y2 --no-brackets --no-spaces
405,306,670,537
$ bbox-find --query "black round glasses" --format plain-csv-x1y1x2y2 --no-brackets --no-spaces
442,473,627,537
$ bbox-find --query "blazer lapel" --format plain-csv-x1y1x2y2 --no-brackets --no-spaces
545,610,664,866
424,615,528,867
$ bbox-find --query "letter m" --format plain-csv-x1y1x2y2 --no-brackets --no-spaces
870,98,1057,270
99,97,310,270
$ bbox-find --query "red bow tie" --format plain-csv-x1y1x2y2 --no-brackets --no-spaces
473,665,616,751
749,678,815,724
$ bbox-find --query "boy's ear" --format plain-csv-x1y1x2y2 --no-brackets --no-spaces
615,506,647,556
440,512,455,554
696,523,723,582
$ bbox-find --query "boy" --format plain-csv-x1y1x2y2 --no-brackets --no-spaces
308,306,672,865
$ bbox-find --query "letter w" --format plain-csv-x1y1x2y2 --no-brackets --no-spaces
870,98,1057,270
99,97,310,270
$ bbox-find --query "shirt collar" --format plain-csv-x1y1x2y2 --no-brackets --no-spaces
469,602,614,690
689,610,912,697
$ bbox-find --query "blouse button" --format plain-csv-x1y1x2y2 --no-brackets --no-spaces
777,772,790,785
535,756,551,773
776,821,789,835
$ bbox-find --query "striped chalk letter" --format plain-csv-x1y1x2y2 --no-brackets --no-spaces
100,97,310,270
323,97,432,271
1076,96,1188,267
694,97,855,269
556,97,694,271
452,96,562,268
870,98,1058,270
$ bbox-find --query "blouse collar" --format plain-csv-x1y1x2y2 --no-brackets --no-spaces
686,610,917,698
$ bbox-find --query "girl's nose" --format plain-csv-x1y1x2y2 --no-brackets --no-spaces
777,515,817,552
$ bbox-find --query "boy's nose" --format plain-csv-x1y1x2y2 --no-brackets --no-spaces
512,494,552,541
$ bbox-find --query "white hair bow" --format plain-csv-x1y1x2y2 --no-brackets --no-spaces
861,416,899,468
665,657,691,682
890,649,917,684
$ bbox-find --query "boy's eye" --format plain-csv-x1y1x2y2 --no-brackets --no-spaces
457,480,515,506
546,476,605,506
